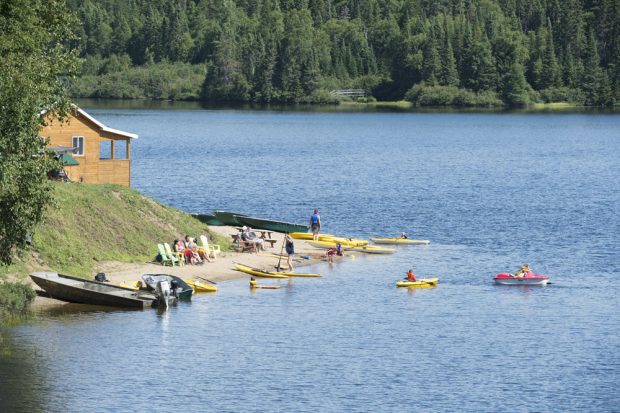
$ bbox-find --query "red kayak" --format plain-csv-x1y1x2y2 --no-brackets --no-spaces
494,272,550,286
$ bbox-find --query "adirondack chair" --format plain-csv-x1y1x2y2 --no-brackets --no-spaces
199,235,221,260
164,242,185,266
157,243,179,266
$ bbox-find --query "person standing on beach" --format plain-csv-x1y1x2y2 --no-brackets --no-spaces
310,209,321,241
284,234,295,271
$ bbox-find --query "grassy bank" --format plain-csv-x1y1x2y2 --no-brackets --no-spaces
0,182,229,279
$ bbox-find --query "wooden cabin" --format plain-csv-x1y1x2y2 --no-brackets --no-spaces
40,106,138,187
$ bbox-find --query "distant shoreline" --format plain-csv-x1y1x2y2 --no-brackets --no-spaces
74,97,619,113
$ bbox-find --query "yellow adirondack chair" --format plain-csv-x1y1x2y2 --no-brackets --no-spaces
164,242,185,266
199,235,221,260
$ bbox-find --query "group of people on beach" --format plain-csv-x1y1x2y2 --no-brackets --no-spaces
172,235,210,265
240,226,265,252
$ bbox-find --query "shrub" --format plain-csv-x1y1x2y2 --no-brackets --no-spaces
0,282,36,321
405,84,503,107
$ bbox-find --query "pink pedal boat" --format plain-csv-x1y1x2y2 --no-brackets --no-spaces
494,272,550,286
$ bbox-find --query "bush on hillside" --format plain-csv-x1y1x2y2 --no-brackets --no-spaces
0,282,36,321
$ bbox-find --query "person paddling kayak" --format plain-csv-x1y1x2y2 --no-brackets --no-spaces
249,277,257,288
406,269,417,282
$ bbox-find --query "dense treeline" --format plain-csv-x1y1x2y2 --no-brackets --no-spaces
67,0,620,106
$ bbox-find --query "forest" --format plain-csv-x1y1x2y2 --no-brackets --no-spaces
67,0,620,107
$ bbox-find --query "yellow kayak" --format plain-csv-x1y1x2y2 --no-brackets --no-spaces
396,278,439,288
290,233,335,240
272,270,321,277
119,280,142,290
234,263,289,278
328,237,369,246
370,238,430,245
184,279,218,292
348,245,395,254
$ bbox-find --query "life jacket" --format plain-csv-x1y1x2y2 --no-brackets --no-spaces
311,214,319,224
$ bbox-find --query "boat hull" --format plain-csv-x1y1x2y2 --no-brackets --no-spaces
234,264,289,278
290,232,335,240
348,245,395,254
184,279,218,292
192,213,225,226
30,272,156,308
396,278,439,288
370,238,430,245
234,215,308,234
494,273,549,286
213,211,248,226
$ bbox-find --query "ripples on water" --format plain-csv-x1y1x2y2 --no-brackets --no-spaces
1,107,618,412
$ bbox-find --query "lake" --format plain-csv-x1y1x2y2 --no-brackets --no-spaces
1,103,618,412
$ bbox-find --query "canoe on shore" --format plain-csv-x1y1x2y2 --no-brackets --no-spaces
396,278,439,288
234,263,289,278
233,215,309,234
370,238,430,245
192,213,226,226
30,272,157,308
213,211,249,226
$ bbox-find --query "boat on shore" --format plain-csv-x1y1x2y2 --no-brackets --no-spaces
234,215,308,234
494,272,550,286
234,263,289,278
192,213,226,226
348,245,395,254
213,211,249,226
184,279,218,292
30,272,158,308
290,232,335,240
141,274,194,299
370,238,430,245
396,278,439,288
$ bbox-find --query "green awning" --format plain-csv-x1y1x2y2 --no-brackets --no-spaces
59,152,79,166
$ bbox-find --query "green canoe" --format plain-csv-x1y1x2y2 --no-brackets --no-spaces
234,215,309,234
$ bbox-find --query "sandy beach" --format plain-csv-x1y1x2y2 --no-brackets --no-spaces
31,227,331,309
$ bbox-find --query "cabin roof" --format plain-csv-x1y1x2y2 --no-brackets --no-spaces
75,107,138,140
41,105,139,140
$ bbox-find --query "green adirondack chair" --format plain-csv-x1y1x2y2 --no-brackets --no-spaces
157,243,179,266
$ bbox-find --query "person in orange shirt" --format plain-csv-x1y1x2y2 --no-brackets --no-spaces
406,269,417,282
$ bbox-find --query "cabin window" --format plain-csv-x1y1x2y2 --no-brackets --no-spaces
99,139,112,160
114,139,128,160
72,136,84,156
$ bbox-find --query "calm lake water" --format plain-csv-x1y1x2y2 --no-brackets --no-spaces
1,103,619,412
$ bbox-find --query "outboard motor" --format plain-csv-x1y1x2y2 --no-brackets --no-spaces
156,280,171,308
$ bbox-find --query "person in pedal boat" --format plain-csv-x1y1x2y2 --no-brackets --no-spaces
406,269,417,282
249,277,257,288
514,263,531,277
400,232,408,239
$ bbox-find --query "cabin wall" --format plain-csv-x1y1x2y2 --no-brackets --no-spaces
41,112,132,187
